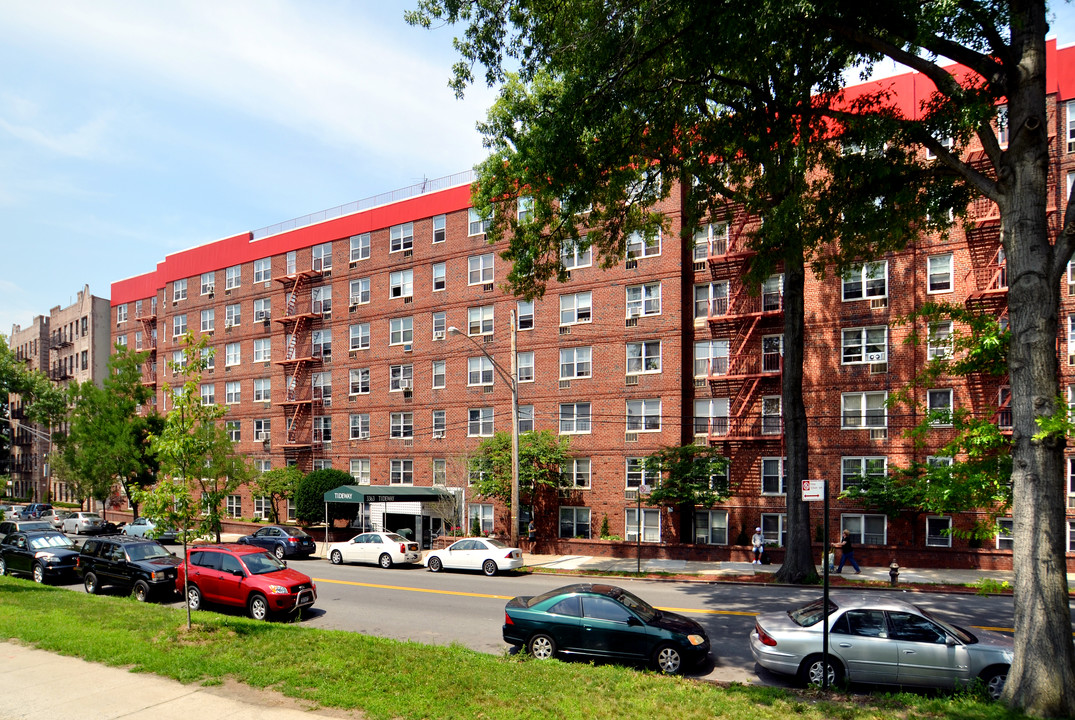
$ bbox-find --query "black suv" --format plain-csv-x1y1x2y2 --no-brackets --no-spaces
77,535,182,602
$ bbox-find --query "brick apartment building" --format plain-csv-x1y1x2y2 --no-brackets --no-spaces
110,43,1075,568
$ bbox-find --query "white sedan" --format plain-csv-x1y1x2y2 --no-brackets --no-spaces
327,532,420,569
422,537,524,576
62,512,103,535
122,517,177,542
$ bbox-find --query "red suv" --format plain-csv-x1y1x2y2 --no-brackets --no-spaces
176,543,316,620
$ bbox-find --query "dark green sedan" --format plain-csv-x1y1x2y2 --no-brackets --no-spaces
503,583,710,674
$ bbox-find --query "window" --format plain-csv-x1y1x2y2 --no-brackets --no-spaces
694,282,728,318
626,229,661,258
286,251,296,274
391,412,414,439
842,391,887,428
695,339,729,377
432,312,446,339
842,261,887,300
468,356,494,385
200,383,215,405
253,418,271,441
225,420,240,442
253,258,271,283
518,300,534,330
432,410,446,438
432,262,446,291
225,265,241,290
200,309,214,333
349,323,370,351
1068,100,1075,152
516,196,534,222
468,253,494,285
349,414,370,440
468,407,494,436
841,514,887,545
311,329,331,361
928,389,953,426
560,403,591,434
432,214,446,243
841,456,886,491
626,341,661,375
225,304,241,328
253,338,271,363
116,304,128,323
626,282,661,317
842,326,888,364
252,496,271,520
559,507,592,539
560,347,592,379
390,364,414,392
349,368,370,395
390,317,414,346
761,457,787,495
432,360,446,389
928,321,953,360
390,459,413,485
625,508,660,542
560,292,592,325
200,272,215,295
350,233,370,262
926,134,955,158
562,240,592,269
468,503,494,533
518,405,534,432
225,342,240,367
468,207,491,236
253,378,271,402
518,351,535,383
173,314,187,338
694,222,729,259
928,254,953,293
626,399,661,432
762,335,783,372
996,517,1013,550
926,516,952,547
390,222,414,252
432,458,446,485
761,513,787,547
173,278,187,301
312,241,333,271
759,396,780,435
561,458,591,488
694,398,729,436
226,495,242,518
313,415,331,443
253,298,271,322
171,350,185,372
762,275,783,311
695,509,729,545
468,306,494,335
350,278,370,306
309,286,331,317
312,372,331,403
390,270,414,299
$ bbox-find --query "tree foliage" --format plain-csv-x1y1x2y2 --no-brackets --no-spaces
643,445,732,509
294,468,354,525
251,466,303,524
468,429,571,504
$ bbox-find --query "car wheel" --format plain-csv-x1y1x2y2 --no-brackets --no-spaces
248,593,270,620
527,633,557,660
482,559,498,576
653,644,683,674
133,580,150,602
83,572,99,595
428,556,443,573
187,584,203,611
0,558,7,576
274,545,286,561
330,550,343,565
32,564,45,584
799,654,843,688
378,553,393,569
980,667,1008,701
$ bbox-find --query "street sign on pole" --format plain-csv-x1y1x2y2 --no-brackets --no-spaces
802,479,825,501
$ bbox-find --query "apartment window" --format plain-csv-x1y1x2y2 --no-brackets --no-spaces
222,378,241,405
200,272,215,295
171,350,185,372
1067,100,1075,152
349,323,370,351
253,298,271,322
432,410,446,438
390,364,413,391
624,458,655,489
517,351,535,383
517,300,534,330
221,420,239,442
390,222,414,252
312,372,331,403
432,360,446,389
311,415,332,444
562,240,592,269
561,458,591,488
312,242,333,271
626,229,661,258
694,282,728,318
350,233,370,262
390,317,414,346
926,516,952,548
225,265,241,290
842,326,888,364
694,222,728,259
468,207,491,236
468,503,494,533
842,391,887,428
202,348,216,374
390,270,414,299
224,342,240,367
626,399,661,432
560,292,592,325
625,508,660,542
168,315,186,340
695,339,729,377
390,412,414,439
225,304,241,328
467,306,494,335
312,459,333,471
468,407,494,436
515,196,534,222
626,282,661,317
996,517,1014,550
560,346,592,379
842,261,887,300
468,356,494,386
116,304,128,323
200,383,215,405
252,258,271,283
253,338,271,363
761,457,787,495
626,341,661,375
762,275,783,311
560,403,591,434
223,495,241,518
694,398,729,436
173,279,187,302
841,456,886,491
432,458,446,485
432,262,446,291
286,251,296,274
432,214,446,243
760,514,787,547
252,418,271,442
200,309,214,333
350,278,370,306
518,405,534,432
928,389,953,426
695,510,729,545
134,331,143,350
559,507,591,539
312,329,331,361
841,514,887,545
390,459,413,485
349,368,370,395
349,414,370,440
253,378,271,402
469,253,495,285
928,321,953,360
762,335,783,372
928,254,953,293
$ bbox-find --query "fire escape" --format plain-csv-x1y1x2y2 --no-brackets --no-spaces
48,329,73,382
135,296,158,389
274,266,324,470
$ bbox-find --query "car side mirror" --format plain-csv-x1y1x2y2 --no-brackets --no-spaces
946,636,957,647
627,616,643,627
232,569,245,577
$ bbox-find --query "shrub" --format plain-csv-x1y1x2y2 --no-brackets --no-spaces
294,469,354,525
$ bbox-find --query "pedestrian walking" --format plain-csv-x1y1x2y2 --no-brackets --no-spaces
527,520,536,542
751,526,764,564
832,529,861,574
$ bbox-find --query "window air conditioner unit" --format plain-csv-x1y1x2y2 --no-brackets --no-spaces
483,283,494,292
403,344,412,353
398,379,412,390
350,296,361,307
433,331,445,340
433,431,444,439
625,432,639,442
865,352,885,362
626,375,640,386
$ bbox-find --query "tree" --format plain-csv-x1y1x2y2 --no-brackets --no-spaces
643,445,731,542
468,429,571,503
294,468,353,526
134,476,202,629
251,466,303,524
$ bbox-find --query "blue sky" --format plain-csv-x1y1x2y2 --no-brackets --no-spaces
1,2,1073,334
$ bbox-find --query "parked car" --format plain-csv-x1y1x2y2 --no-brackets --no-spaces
0,504,19,520
327,531,419,568
749,592,1012,699
41,509,72,530
0,530,80,583
122,517,177,542
76,535,181,602
503,583,711,674
423,537,524,576
237,525,316,559
176,543,316,620
19,503,53,519
0,519,52,543
62,512,104,535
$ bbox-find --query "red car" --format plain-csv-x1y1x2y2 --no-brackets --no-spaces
175,543,316,620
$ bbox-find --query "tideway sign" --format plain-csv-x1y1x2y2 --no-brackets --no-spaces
324,485,453,504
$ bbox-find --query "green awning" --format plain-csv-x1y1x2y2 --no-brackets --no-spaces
323,485,454,504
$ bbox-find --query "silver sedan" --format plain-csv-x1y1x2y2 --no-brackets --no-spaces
750,592,1012,699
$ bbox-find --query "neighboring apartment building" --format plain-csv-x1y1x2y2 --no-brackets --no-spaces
110,42,1075,567
8,316,49,501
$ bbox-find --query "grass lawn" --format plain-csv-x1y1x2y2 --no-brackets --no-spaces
0,577,1029,720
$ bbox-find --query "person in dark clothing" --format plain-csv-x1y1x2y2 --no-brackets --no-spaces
832,529,861,574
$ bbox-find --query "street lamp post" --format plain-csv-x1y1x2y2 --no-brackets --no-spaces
447,310,521,546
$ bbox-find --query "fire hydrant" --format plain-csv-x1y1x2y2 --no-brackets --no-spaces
889,560,900,587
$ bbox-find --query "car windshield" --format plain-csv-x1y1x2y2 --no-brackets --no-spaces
282,527,310,538
241,551,287,575
484,538,509,549
915,605,976,644
22,522,50,531
611,587,658,622
789,598,838,627
384,533,407,543
28,534,75,550
126,543,172,561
